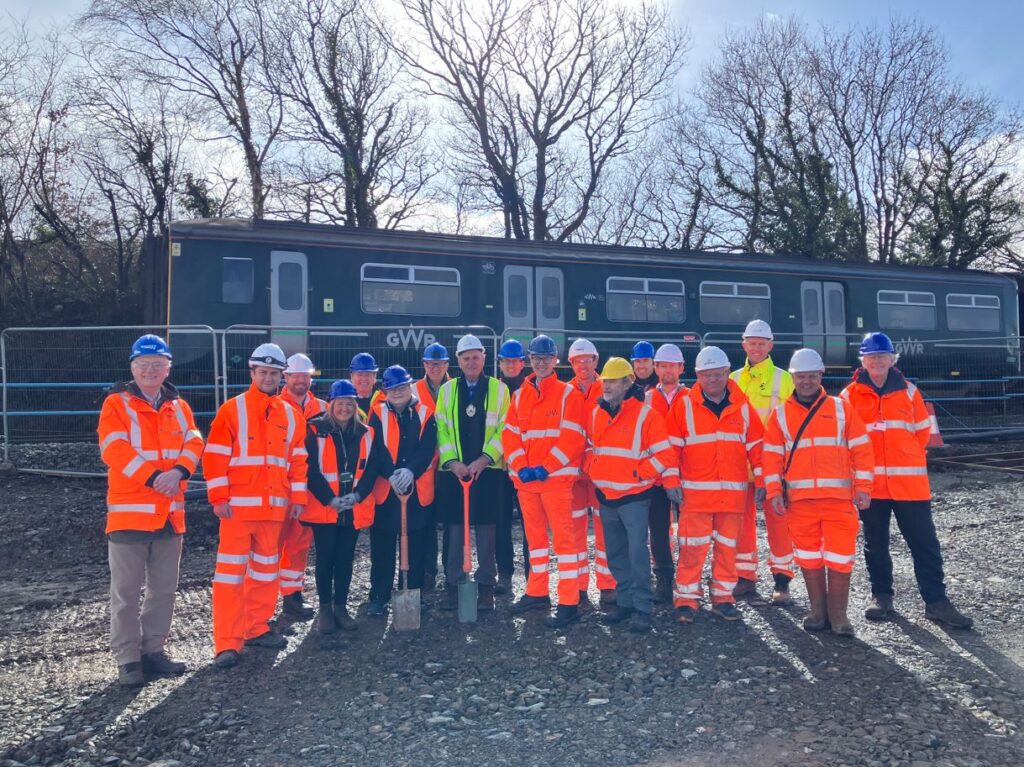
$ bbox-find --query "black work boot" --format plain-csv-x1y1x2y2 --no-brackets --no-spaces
282,592,315,620
334,604,358,631
733,578,758,598
213,650,239,669
245,629,287,649
495,574,513,596
545,604,580,629
864,593,895,621
925,599,974,629
599,588,617,606
477,584,495,611
510,594,550,614
771,573,794,606
142,651,186,676
598,605,634,625
653,574,673,604
628,610,652,634
316,604,338,635
118,662,145,687
440,589,458,612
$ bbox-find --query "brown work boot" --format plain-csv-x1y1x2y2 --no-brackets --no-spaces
925,598,974,629
477,584,495,611
771,573,794,606
864,593,895,621
599,588,617,606
118,662,145,687
800,567,828,631
316,604,337,635
826,569,855,637
282,592,315,620
733,577,758,598
334,605,359,631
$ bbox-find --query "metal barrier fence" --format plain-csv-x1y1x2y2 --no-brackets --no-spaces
1,325,220,472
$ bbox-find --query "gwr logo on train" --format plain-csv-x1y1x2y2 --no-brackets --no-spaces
386,328,437,349
893,338,924,355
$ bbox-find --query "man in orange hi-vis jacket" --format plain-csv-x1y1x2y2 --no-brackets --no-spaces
666,346,763,625
99,334,204,687
203,343,308,669
276,353,327,620
502,335,587,629
762,348,874,637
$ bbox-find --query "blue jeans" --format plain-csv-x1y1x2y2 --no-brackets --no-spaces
859,499,947,604
599,497,654,614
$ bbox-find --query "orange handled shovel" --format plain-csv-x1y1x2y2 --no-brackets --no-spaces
457,476,478,623
392,491,420,631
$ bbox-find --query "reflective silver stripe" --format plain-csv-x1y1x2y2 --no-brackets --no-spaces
293,447,308,457
818,478,851,488
505,424,521,435
591,446,638,458
170,501,184,512
571,507,588,518
524,429,561,439
291,482,306,492
874,466,928,476
764,473,781,485
740,402,750,437
906,381,918,399
186,429,203,441
668,436,686,447
217,553,249,565
560,421,585,435
205,443,232,455
835,396,846,442
648,456,665,473
848,434,870,448
854,470,874,481
507,448,526,463
632,406,650,455
228,455,288,468
160,449,181,459
179,449,200,465
529,548,548,558
251,552,279,565
123,455,146,478
322,473,339,482
108,503,157,514
213,572,244,584
682,480,747,491
279,568,303,579
648,439,671,454
246,568,278,582
592,478,651,491
712,531,737,547
283,400,297,446
270,496,289,507
549,466,579,477
763,444,784,454
786,478,851,489
121,393,143,450
770,368,783,410
235,394,249,458
680,536,711,546
207,476,229,489
556,554,576,563
682,432,743,445
229,497,263,506
663,467,680,478
912,418,931,432
793,547,823,560
100,431,128,451
280,580,303,588
745,438,762,450
550,446,570,466
823,551,855,564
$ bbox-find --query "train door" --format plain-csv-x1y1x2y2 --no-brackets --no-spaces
503,265,565,348
270,250,308,355
800,280,847,365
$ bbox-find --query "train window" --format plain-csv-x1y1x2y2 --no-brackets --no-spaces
222,257,253,304
946,293,1000,332
827,287,845,327
877,290,936,330
802,288,820,326
507,275,529,318
699,281,770,324
277,262,304,310
360,262,460,316
540,275,561,320
606,276,685,323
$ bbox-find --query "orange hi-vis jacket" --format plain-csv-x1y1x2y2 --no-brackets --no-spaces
280,390,327,420
666,380,764,513
840,369,932,500
644,384,688,419
762,390,875,503
502,373,586,489
569,376,604,407
98,382,205,534
302,418,376,528
371,398,437,505
203,383,308,520
414,376,447,407
585,396,680,501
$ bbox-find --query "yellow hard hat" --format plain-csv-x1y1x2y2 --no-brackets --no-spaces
599,357,635,380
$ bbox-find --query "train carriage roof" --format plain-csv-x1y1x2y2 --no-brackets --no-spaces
169,218,1015,287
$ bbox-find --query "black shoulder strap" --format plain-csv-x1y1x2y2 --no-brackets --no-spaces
783,394,829,477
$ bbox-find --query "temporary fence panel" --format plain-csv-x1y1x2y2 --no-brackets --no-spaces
220,325,500,402
1,325,220,473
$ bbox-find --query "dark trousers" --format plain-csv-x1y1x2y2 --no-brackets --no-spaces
446,523,497,587
369,525,426,604
599,498,654,614
422,503,440,579
648,487,674,576
309,523,359,609
496,473,526,577
859,499,947,604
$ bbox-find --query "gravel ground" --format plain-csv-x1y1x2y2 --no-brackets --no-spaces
0,463,1021,767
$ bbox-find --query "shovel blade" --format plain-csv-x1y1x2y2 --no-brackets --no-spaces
392,587,421,631
458,580,478,623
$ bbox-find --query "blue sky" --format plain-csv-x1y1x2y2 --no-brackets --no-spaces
8,0,1023,108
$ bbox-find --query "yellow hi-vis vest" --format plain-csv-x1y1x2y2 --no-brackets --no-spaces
730,357,795,424
435,376,510,470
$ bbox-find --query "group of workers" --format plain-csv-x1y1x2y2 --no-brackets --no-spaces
99,322,973,687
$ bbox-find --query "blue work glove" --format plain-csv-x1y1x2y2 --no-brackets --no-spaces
533,466,549,481
518,467,537,483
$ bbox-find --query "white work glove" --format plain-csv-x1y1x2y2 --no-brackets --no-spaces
390,468,414,495
332,493,359,511
666,487,682,505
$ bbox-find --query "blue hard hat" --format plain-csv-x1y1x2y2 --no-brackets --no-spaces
130,334,172,361
859,332,895,356
422,342,449,362
327,379,358,401
631,341,655,360
527,335,558,356
349,352,379,372
381,365,413,390
499,339,526,360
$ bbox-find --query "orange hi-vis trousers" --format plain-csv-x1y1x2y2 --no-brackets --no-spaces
572,479,616,591
786,498,859,573
519,485,579,606
674,511,743,609
278,515,312,596
735,486,795,580
213,519,282,654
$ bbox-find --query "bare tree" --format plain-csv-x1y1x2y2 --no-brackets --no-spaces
396,0,685,241
83,0,283,219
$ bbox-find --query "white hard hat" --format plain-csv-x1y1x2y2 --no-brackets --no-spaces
284,353,318,375
249,343,287,370
654,343,684,364
694,346,730,372
788,348,825,374
456,334,485,355
742,319,774,340
568,338,598,359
